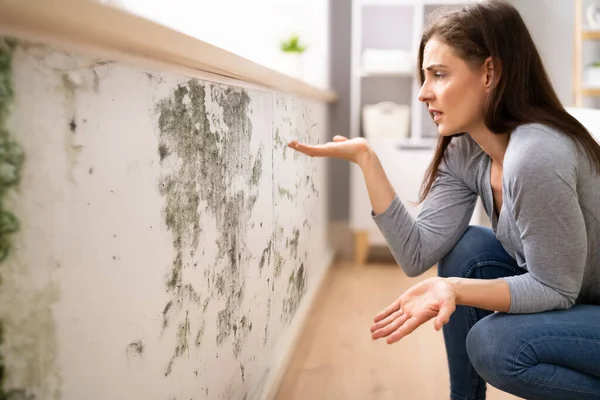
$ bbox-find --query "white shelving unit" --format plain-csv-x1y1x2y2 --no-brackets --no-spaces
349,0,480,264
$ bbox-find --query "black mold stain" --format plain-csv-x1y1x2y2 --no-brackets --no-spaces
282,263,307,322
162,284,201,331
240,364,245,382
258,239,272,272
158,143,169,162
249,147,263,187
165,311,190,376
156,79,260,368
0,37,28,400
126,340,144,355
162,301,173,329
3,389,36,400
194,321,205,348
287,228,300,259
69,116,76,132
277,186,294,201
92,69,100,93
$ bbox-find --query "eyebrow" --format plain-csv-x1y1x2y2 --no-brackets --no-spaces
423,63,449,70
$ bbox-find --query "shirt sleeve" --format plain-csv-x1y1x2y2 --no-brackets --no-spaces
372,138,478,277
501,133,587,313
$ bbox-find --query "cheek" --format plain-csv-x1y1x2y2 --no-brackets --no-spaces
443,81,485,128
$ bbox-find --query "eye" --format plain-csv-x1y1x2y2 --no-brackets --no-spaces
434,72,445,78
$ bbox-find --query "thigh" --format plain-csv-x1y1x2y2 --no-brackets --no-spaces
467,305,600,399
438,225,524,280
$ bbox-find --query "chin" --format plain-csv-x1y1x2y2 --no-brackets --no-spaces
436,122,464,137
436,124,454,137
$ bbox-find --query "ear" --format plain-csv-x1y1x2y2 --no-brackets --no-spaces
483,56,501,91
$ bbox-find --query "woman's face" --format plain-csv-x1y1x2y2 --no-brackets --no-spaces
418,38,492,136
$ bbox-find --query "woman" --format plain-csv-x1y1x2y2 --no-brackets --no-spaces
288,1,600,399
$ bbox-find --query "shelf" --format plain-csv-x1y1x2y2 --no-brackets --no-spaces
422,0,473,4
357,69,415,78
582,87,600,97
364,136,437,150
397,137,437,149
359,0,471,5
582,30,600,40
359,0,414,6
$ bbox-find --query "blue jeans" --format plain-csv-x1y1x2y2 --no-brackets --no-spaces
438,226,600,400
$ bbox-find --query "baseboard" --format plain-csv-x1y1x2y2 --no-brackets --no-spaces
251,247,336,400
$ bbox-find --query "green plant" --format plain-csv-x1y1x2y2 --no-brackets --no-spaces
280,34,308,53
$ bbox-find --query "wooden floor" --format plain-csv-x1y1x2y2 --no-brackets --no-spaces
275,259,520,400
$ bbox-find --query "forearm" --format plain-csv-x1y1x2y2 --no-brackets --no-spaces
447,277,511,312
359,150,396,215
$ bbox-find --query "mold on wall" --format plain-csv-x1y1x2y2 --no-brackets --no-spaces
0,36,331,400
0,37,40,400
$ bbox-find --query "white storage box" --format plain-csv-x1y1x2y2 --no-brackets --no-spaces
362,101,410,139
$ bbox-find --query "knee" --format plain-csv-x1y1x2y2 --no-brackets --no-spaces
466,314,523,393
437,226,495,278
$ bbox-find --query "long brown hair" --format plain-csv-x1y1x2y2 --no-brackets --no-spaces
418,0,600,203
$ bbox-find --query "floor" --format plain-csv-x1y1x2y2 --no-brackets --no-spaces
275,257,520,400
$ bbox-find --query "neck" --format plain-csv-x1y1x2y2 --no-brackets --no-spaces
467,123,510,165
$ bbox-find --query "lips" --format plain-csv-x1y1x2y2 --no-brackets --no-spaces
429,108,443,121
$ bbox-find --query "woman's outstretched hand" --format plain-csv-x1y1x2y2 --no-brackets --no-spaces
288,135,372,166
370,277,457,344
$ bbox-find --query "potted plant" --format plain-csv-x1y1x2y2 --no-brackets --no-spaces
278,34,308,78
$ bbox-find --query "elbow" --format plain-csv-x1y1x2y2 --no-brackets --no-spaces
403,266,425,278
397,258,431,278
556,292,577,310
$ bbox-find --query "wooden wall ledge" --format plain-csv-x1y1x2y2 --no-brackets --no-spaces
0,0,337,103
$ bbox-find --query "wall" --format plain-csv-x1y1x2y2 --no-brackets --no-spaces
103,0,331,90
0,36,332,400
508,0,575,106
328,0,352,222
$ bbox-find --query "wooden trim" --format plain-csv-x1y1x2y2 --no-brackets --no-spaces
582,88,600,97
0,0,337,103
582,30,600,40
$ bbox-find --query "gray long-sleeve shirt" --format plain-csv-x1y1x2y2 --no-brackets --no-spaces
372,123,600,313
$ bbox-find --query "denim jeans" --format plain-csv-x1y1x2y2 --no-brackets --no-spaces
438,225,600,400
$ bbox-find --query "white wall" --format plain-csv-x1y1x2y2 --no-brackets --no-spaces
103,0,331,90
508,0,575,107
0,37,332,400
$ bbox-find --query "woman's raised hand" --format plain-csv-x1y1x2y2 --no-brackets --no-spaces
288,135,372,166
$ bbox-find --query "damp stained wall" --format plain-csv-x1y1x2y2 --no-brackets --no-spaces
0,39,332,400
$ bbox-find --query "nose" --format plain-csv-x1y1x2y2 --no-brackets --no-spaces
418,81,434,104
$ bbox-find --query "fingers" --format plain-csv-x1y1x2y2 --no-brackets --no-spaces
371,311,410,340
370,308,404,333
287,141,321,157
386,316,426,344
373,298,402,323
434,300,456,331
332,135,348,142
287,141,332,157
